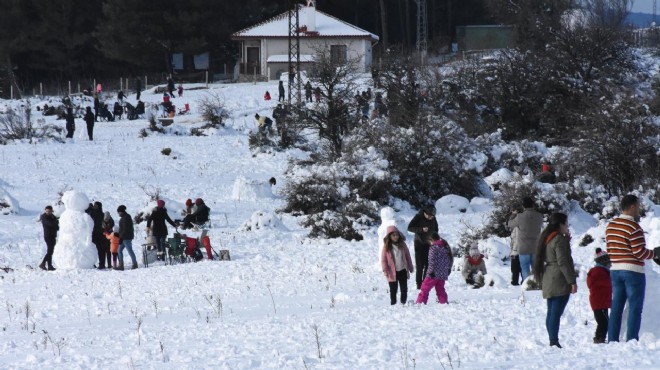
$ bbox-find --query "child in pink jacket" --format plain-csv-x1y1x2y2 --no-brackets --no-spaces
381,225,414,305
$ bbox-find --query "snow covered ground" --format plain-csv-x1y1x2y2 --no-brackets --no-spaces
1,81,660,369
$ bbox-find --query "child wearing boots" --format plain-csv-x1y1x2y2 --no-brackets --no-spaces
380,225,414,305
587,248,612,344
416,233,453,304
105,226,121,269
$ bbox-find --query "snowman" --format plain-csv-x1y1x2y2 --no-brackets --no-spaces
377,206,397,265
52,190,98,269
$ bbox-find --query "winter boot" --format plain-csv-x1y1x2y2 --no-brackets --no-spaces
39,261,47,271
47,265,56,271
549,341,562,348
593,337,606,344
131,263,138,270
115,263,124,271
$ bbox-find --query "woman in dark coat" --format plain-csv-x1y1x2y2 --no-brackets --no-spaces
65,107,75,138
84,106,95,140
146,199,177,260
533,212,577,348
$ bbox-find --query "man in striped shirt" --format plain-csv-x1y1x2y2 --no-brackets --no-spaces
606,195,655,342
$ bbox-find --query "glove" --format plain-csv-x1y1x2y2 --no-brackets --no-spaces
654,247,660,260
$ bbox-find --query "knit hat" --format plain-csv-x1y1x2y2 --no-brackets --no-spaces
112,225,119,233
469,243,480,257
104,211,111,219
156,199,165,208
594,248,610,265
185,199,193,207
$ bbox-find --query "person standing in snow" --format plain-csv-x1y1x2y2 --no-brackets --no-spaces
93,94,100,122
65,107,75,139
416,233,453,304
146,199,177,261
104,226,121,269
509,227,522,285
86,202,107,269
278,80,285,102
462,243,487,287
507,196,543,282
167,77,175,98
177,84,184,97
314,86,321,102
135,77,142,101
116,205,138,270
407,206,438,289
587,248,612,344
84,106,95,141
304,81,312,102
101,211,114,267
605,194,657,342
381,225,414,305
533,212,577,348
39,205,59,271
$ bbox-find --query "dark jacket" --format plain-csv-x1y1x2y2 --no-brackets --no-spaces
118,212,134,240
65,112,75,131
84,110,95,126
278,81,285,96
89,206,104,237
40,213,59,239
192,204,210,224
407,210,438,249
147,207,176,237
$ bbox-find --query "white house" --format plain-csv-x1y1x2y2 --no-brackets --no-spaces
231,1,379,80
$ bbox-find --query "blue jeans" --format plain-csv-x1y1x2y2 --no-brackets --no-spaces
519,254,535,281
546,294,570,343
608,270,646,342
119,239,137,266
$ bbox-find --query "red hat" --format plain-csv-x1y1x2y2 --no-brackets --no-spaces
156,199,165,208
185,199,193,206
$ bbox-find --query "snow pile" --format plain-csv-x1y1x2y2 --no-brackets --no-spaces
240,210,286,231
435,194,470,214
0,186,20,215
231,176,273,201
483,168,515,190
51,190,98,269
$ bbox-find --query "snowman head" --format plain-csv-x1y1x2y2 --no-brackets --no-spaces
62,190,90,212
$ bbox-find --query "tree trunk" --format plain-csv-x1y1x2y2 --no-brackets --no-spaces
5,56,22,99
379,0,389,49
447,0,453,43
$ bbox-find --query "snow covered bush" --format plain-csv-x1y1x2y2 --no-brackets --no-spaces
281,146,390,240
0,102,62,144
198,92,229,128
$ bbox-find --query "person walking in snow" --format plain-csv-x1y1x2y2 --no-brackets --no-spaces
39,205,59,271
116,205,138,270
146,199,177,261
407,206,438,289
381,225,414,305
507,196,543,282
533,212,577,348
416,233,453,304
305,81,312,102
84,107,95,141
104,226,121,269
462,243,487,287
167,77,175,98
587,248,612,344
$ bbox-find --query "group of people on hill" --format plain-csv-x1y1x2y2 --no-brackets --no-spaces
380,194,659,348
38,198,211,271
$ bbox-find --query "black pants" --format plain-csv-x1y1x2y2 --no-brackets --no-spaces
136,90,141,100
510,255,521,285
593,309,609,340
93,234,108,268
41,236,56,268
414,245,429,289
388,269,408,305
86,123,94,140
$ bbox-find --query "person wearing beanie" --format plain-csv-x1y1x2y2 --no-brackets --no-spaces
587,248,612,344
181,198,195,216
116,205,137,270
416,233,453,304
462,243,487,287
407,206,438,289
146,199,177,261
38,205,59,271
104,225,121,269
381,225,414,305
102,211,115,268
181,198,210,230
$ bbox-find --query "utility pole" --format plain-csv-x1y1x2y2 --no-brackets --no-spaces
288,1,302,106
654,0,657,25
415,0,428,62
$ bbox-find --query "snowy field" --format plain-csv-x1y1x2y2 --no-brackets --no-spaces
1,80,660,369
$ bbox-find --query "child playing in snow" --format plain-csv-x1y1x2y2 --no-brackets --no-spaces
105,226,121,269
416,233,453,304
264,91,271,101
586,248,612,344
381,225,414,305
462,243,487,288
177,84,184,97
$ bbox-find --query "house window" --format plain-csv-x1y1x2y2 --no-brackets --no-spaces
330,45,347,63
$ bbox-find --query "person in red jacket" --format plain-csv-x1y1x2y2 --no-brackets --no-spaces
587,248,612,344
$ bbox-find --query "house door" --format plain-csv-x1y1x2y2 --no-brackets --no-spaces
245,47,260,74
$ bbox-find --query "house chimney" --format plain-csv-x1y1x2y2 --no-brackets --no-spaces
305,0,316,32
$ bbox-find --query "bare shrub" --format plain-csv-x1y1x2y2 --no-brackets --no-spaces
0,102,63,144
198,92,229,128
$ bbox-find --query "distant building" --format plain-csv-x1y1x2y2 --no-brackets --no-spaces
231,2,379,80
456,25,515,51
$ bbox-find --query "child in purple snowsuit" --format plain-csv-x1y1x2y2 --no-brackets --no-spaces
416,233,453,304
